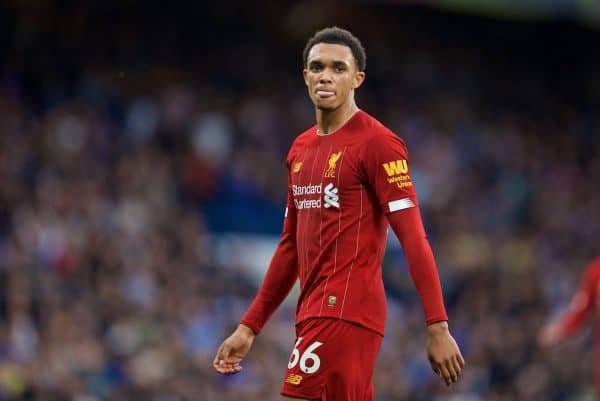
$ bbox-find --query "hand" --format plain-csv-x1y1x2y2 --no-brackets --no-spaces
538,324,561,348
213,324,255,375
426,321,465,387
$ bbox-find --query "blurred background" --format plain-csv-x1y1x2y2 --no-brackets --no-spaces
0,1,599,400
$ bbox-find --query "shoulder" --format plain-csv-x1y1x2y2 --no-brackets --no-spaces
354,111,407,156
287,125,317,162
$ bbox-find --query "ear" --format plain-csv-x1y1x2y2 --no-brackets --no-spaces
352,71,366,89
303,69,309,87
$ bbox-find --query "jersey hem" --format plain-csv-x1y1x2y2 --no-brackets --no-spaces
425,316,449,326
295,315,385,337
239,320,261,335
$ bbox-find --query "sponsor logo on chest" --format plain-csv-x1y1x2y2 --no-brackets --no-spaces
292,183,340,210
292,149,344,210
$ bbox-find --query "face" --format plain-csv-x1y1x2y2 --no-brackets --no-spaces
303,43,365,111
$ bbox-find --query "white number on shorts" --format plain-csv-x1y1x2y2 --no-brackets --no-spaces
287,337,324,374
288,338,303,369
300,340,323,374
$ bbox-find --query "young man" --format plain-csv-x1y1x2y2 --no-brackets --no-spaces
213,27,464,400
539,256,600,394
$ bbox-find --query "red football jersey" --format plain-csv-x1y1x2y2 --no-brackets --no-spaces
557,257,600,337
286,110,418,335
552,257,600,393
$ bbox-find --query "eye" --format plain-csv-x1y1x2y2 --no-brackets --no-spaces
335,66,345,73
310,64,323,72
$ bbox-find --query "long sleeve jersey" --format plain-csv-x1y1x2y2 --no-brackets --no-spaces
241,110,447,336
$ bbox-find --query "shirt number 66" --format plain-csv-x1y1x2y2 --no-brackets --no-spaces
288,337,324,374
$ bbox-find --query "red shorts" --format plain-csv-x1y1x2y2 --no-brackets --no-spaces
281,318,383,401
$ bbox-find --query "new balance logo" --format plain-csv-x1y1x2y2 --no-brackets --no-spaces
285,373,303,385
324,183,339,209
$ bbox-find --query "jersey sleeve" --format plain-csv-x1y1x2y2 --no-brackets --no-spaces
387,208,448,325
362,131,447,325
240,162,298,334
360,133,418,213
285,157,296,216
557,260,600,337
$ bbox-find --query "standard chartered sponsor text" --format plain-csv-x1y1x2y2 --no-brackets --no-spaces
293,184,322,209
295,198,322,209
292,184,322,196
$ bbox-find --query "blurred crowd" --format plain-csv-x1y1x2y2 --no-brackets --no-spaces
0,2,599,401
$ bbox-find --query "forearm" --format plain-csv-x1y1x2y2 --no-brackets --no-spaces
557,265,599,338
557,293,593,337
558,315,585,338
388,207,448,325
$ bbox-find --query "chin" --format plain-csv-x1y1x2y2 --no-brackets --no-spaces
317,106,336,111
315,101,339,112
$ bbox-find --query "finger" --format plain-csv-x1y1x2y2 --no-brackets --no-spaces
220,359,238,370
213,345,224,367
445,359,458,383
220,341,233,357
222,366,243,375
214,358,235,373
216,360,242,375
452,358,462,382
224,356,243,368
223,356,242,367
437,363,452,387
213,344,237,374
452,356,463,379
220,344,231,360
213,349,226,371
214,359,230,374
428,356,440,375
457,352,466,368
222,363,241,374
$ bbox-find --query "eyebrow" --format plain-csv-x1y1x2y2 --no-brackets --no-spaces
309,59,351,66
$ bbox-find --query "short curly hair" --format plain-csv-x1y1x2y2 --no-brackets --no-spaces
302,27,366,72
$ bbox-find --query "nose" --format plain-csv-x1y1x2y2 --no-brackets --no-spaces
319,68,333,84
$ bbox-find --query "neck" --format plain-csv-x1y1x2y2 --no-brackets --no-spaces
316,98,359,135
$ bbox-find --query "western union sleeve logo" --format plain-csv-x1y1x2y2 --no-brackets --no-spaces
285,373,303,385
383,160,413,189
383,160,408,176
292,162,303,173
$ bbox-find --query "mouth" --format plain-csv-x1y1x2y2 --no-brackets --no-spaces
315,89,335,99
